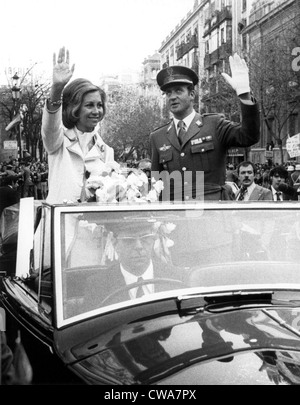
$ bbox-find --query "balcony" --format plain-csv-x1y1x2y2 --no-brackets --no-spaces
176,34,198,61
219,6,232,24
210,48,220,65
203,6,232,37
219,41,233,60
203,19,211,37
210,10,220,31
204,54,211,69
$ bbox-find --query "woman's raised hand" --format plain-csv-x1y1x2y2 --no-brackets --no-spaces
52,47,75,87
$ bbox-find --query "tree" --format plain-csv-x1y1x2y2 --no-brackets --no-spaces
200,74,241,122
0,80,49,160
102,87,165,163
248,3,300,164
20,82,49,159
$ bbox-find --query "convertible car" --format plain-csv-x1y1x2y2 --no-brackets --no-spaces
1,198,300,385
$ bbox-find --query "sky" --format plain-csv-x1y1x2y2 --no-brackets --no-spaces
0,0,195,84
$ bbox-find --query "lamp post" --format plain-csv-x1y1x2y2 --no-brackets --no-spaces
11,72,22,161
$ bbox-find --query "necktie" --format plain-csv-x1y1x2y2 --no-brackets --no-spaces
275,192,282,201
177,120,186,145
238,186,247,201
135,277,144,298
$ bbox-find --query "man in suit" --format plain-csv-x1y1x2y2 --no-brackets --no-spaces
83,218,183,311
150,54,260,201
0,175,20,218
236,161,272,201
269,166,298,201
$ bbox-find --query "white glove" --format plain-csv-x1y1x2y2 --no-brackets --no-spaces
221,53,250,96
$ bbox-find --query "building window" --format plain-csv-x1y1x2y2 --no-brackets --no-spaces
242,34,247,51
221,28,225,44
242,0,247,12
210,0,216,14
186,28,192,42
205,41,209,54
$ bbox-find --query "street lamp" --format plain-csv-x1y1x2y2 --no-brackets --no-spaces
11,72,22,160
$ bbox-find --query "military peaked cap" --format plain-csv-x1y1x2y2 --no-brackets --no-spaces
157,65,199,91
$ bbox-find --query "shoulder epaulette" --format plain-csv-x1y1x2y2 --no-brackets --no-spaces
202,113,225,118
151,121,171,133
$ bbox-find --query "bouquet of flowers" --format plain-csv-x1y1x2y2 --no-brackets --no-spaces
86,163,164,203
153,221,177,264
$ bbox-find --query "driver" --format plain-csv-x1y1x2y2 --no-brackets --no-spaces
83,218,183,310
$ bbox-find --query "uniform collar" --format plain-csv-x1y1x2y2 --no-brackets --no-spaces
173,110,196,131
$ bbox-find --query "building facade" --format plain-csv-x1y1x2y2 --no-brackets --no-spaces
157,0,300,165
243,0,300,165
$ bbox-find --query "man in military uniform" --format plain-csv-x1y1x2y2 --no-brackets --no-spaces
150,54,260,201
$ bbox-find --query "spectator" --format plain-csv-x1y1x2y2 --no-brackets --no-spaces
0,175,20,217
269,166,298,201
40,164,48,200
22,162,32,198
226,164,239,184
291,164,300,190
236,161,272,201
30,164,39,199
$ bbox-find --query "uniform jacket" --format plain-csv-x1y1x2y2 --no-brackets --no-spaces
150,101,260,201
236,184,272,201
83,259,183,311
42,105,115,204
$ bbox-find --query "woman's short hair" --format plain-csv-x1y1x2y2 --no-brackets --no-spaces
62,78,107,129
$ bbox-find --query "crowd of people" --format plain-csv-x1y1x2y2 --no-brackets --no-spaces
226,161,300,201
0,158,48,201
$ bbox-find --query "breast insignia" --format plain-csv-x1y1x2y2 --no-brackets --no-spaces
159,144,171,151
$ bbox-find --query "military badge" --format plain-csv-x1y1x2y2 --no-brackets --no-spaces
191,138,203,145
166,67,174,82
196,120,203,127
159,144,171,151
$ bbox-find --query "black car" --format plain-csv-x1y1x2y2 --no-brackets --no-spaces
1,198,300,385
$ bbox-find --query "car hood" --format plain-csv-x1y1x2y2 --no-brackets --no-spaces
54,303,300,385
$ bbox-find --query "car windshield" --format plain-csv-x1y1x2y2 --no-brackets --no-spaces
56,204,300,322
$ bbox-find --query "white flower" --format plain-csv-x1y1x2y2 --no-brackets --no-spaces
153,179,164,194
126,187,141,202
146,189,158,202
86,175,106,190
95,188,111,203
86,166,164,203
164,222,177,233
